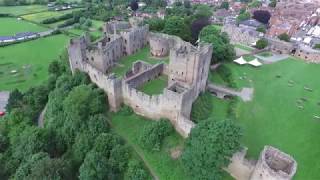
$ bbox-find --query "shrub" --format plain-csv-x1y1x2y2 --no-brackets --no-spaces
191,92,213,123
139,119,173,151
256,25,266,33
118,105,134,116
256,39,268,49
278,33,290,42
216,65,237,88
125,159,151,180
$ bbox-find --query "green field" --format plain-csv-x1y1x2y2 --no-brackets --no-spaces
110,112,188,180
22,9,78,23
67,20,104,38
0,17,47,36
209,57,320,179
0,34,70,91
234,43,255,52
111,47,169,77
0,5,47,15
138,75,168,95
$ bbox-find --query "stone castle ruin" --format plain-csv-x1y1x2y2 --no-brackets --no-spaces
227,146,297,180
68,20,212,137
68,20,298,180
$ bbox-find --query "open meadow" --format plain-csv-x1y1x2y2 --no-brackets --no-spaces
0,17,47,36
21,9,79,23
208,57,320,180
0,5,47,15
0,34,70,91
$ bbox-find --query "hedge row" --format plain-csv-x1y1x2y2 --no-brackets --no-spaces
42,13,73,24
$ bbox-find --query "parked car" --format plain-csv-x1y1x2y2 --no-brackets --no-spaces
0,111,5,117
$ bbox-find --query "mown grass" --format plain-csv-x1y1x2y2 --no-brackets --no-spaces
0,34,70,91
110,112,189,180
0,5,47,15
0,17,47,36
234,43,255,52
21,9,78,23
111,47,169,77
137,75,168,95
209,57,320,180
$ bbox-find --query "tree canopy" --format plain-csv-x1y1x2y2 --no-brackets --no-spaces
181,120,242,180
200,25,236,64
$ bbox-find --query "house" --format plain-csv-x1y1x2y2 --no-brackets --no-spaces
239,19,264,31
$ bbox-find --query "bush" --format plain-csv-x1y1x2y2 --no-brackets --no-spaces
256,25,266,33
191,92,213,123
118,105,134,116
216,65,237,88
278,33,290,42
139,119,173,151
256,39,268,49
125,159,151,180
314,44,320,49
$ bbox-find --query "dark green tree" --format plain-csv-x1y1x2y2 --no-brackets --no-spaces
181,120,242,180
163,16,192,41
278,33,290,42
220,1,229,10
200,25,236,64
256,39,268,49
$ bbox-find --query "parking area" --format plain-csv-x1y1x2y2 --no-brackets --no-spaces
0,91,10,112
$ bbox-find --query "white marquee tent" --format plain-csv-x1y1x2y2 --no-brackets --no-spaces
248,58,262,67
233,56,247,65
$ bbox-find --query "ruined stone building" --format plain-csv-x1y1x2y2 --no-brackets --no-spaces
68,20,212,137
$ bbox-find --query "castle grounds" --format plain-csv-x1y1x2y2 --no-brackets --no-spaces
209,56,320,180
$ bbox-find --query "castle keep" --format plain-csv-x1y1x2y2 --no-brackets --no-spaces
68,20,213,137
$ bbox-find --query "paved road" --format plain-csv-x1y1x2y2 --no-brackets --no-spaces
0,91,10,112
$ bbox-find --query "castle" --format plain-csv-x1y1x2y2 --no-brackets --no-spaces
68,20,212,137
68,20,298,180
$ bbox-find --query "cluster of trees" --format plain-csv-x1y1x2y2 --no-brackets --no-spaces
181,119,242,180
256,38,268,49
278,33,290,42
200,25,236,64
1,50,150,179
139,119,173,151
42,12,74,24
145,3,212,43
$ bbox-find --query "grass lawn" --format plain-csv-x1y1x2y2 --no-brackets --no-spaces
138,75,168,95
234,43,255,52
22,9,78,23
0,17,47,36
258,51,273,57
0,34,70,91
210,57,320,180
110,112,189,180
111,47,169,77
0,5,47,15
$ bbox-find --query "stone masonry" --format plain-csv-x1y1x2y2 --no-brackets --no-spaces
68,20,212,137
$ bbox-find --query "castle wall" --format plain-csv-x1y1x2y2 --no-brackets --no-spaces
121,25,149,55
149,33,171,57
222,24,260,46
294,46,320,63
103,21,130,35
68,37,88,73
81,62,123,111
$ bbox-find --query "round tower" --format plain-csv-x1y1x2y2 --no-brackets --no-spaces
250,146,297,180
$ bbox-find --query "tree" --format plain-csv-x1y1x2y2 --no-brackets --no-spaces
163,16,192,42
79,150,109,180
200,25,236,64
130,0,139,11
220,1,229,10
193,4,212,19
256,39,268,49
145,18,165,32
181,120,242,180
248,0,262,8
191,17,210,44
253,10,271,24
125,159,151,180
314,44,320,49
6,89,23,113
237,11,251,23
278,33,290,42
139,119,173,151
256,25,266,33
269,0,277,7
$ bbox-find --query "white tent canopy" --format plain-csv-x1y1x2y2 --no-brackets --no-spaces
233,56,247,65
248,58,262,67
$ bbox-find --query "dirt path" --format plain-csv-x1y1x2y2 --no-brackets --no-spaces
37,105,47,128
